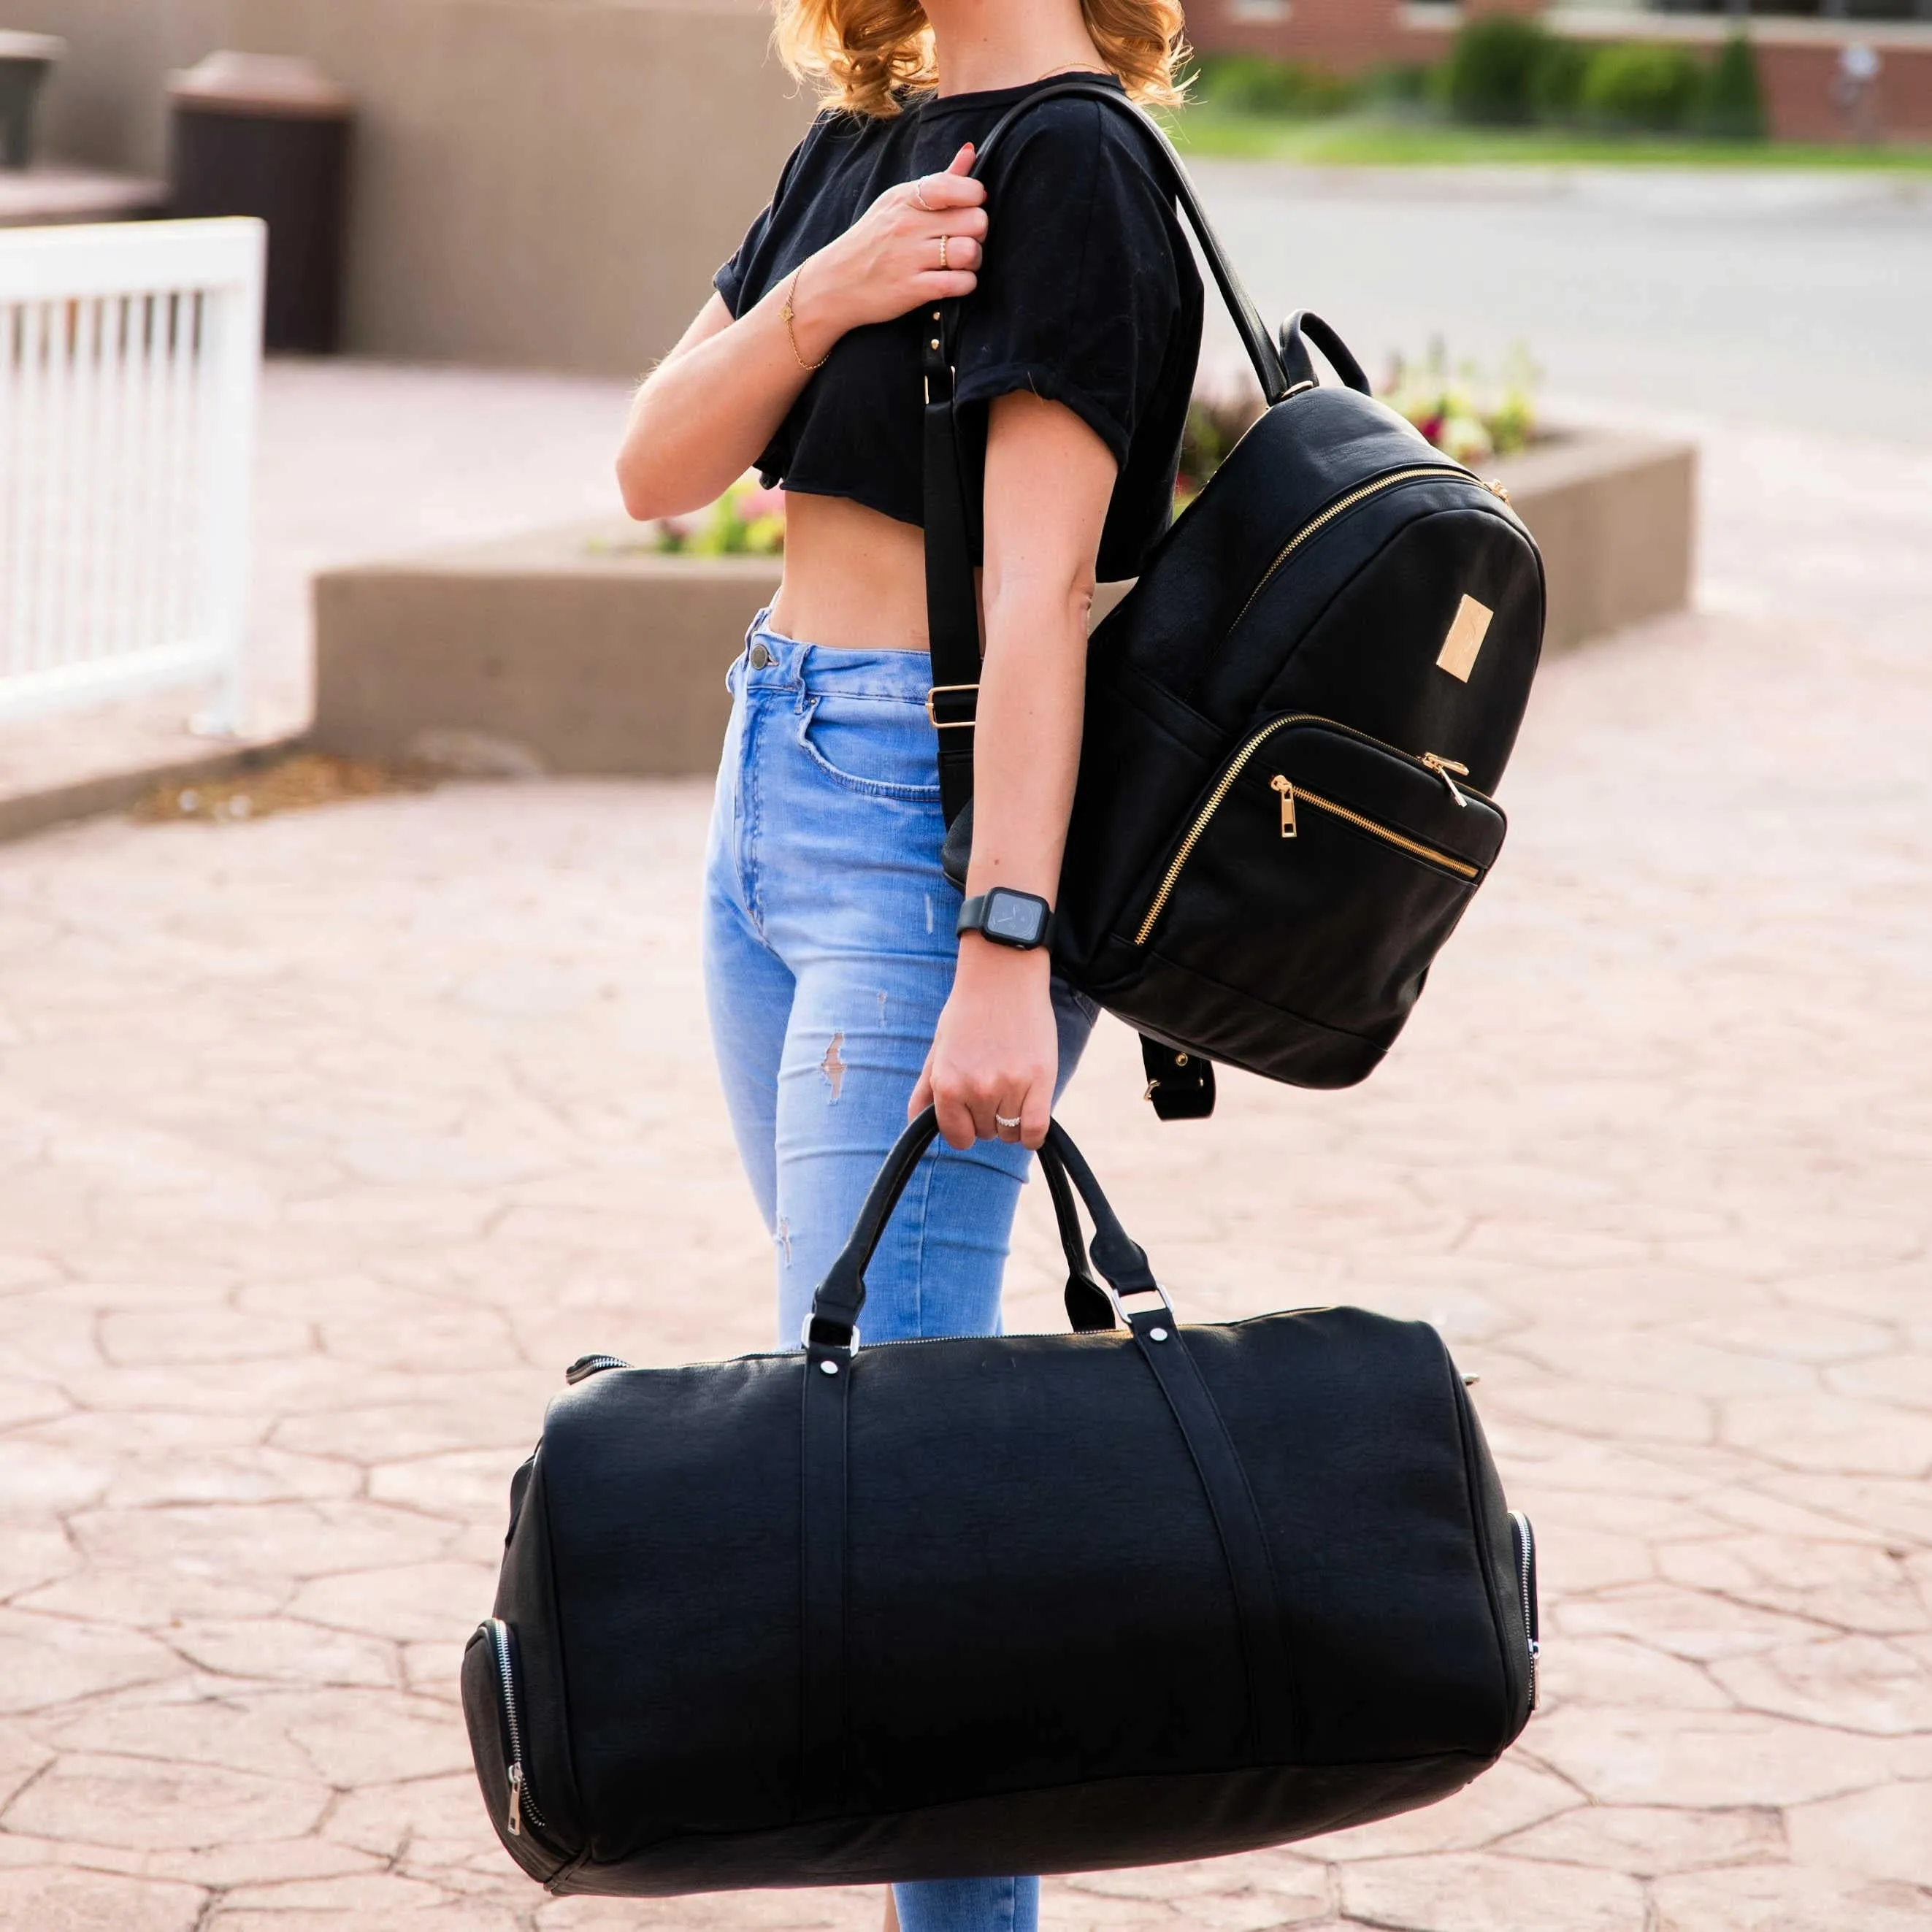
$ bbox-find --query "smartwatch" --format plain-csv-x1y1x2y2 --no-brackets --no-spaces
957,888,1054,952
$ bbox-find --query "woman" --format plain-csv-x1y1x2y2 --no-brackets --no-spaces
616,1,1201,1926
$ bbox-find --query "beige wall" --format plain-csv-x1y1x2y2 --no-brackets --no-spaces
18,0,817,375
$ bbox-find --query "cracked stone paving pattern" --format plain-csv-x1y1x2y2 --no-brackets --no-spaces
0,415,1928,1931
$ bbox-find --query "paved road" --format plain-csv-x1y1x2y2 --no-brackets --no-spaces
0,403,1927,1928
1191,163,1932,446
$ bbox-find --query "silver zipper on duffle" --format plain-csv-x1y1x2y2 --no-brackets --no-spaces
486,1618,548,1838
561,1330,1121,1384
565,1353,632,1384
1509,1511,1539,1712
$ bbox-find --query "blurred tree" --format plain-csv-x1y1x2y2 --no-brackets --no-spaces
1695,32,1766,140
1528,39,1591,123
1446,17,1552,126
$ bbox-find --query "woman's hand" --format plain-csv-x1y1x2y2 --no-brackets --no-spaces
787,144,986,356
912,943,1057,1151
618,146,985,521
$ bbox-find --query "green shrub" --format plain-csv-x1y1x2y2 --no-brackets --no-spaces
1192,54,1354,119
1579,43,1707,132
1528,39,1590,123
1695,32,1766,140
1445,17,1551,126
1357,61,1436,110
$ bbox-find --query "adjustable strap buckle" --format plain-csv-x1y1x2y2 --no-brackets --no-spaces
925,683,978,730
1141,1038,1216,1122
1111,1279,1175,1330
802,1311,859,1352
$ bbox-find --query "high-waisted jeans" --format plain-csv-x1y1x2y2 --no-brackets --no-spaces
702,609,1099,1932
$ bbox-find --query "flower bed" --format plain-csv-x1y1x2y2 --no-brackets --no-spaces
313,425,1695,779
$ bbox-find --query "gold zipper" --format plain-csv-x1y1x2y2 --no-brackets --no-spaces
1421,751,1471,807
1279,781,1479,880
1270,773,1297,837
1234,466,1470,630
1132,715,1487,946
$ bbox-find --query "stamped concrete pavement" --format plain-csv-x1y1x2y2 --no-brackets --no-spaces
0,415,1928,1930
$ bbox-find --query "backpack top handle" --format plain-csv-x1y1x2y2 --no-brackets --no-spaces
1279,309,1372,397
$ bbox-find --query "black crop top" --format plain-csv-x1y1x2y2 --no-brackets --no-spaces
713,75,1203,583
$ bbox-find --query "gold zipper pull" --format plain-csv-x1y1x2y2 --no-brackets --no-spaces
1270,774,1296,837
1484,478,1511,505
1422,753,1470,808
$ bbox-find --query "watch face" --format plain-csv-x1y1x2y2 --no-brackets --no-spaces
985,890,1047,946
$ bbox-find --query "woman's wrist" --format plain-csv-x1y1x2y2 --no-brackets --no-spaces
954,932,1053,988
780,250,851,367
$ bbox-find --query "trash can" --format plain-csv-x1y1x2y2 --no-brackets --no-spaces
168,52,352,353
0,30,64,170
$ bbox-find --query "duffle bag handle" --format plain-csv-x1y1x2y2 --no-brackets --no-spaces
806,1109,1159,1349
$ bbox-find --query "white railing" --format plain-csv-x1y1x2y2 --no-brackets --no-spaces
0,218,264,729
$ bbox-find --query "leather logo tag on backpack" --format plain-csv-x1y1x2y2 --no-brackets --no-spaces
1436,596,1494,682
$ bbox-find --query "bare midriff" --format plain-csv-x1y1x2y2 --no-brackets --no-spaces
765,491,979,653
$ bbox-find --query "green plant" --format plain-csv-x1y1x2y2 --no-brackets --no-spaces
1695,32,1766,141
1445,17,1552,127
1579,43,1707,133
1357,61,1437,111
1189,53,1354,120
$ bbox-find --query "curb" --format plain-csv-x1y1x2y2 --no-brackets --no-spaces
0,733,310,848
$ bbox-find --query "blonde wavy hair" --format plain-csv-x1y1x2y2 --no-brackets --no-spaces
770,0,1190,120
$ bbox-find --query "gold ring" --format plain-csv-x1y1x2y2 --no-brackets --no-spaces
938,234,949,270
913,178,936,212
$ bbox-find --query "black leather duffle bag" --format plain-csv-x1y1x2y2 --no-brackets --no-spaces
462,1113,1539,1895
926,83,1546,1118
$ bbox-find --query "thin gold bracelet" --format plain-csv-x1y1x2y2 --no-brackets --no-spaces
781,267,828,372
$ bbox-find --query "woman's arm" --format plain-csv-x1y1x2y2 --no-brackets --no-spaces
911,389,1117,1151
616,145,989,523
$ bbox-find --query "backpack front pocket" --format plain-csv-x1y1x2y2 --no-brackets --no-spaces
1127,716,1506,1050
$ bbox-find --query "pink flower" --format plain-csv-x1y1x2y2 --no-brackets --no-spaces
735,481,787,524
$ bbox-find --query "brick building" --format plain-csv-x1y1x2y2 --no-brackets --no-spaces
1190,1,1932,142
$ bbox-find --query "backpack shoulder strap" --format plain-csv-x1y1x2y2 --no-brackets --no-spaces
921,79,1289,829
951,80,1289,405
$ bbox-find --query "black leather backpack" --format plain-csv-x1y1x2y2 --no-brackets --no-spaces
927,83,1545,1119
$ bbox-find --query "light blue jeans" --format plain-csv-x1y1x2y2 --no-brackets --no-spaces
702,609,1097,1932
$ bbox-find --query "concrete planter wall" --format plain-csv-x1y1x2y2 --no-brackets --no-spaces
313,426,1696,778
1490,428,1696,655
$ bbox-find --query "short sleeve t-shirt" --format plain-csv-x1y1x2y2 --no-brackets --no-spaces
713,75,1203,583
